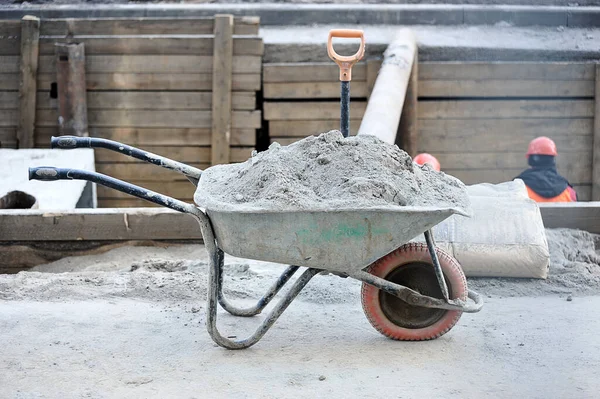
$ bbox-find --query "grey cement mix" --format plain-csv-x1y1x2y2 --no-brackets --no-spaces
197,131,470,212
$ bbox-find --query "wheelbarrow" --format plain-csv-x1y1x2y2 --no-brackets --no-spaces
29,136,483,349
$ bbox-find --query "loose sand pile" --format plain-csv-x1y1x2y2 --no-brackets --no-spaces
197,131,470,212
1,229,599,303
470,228,600,296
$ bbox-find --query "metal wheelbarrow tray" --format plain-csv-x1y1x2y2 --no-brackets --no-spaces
29,136,483,349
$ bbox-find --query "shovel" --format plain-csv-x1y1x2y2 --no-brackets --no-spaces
327,29,366,138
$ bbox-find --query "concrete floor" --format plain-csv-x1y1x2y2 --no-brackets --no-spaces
1,295,599,398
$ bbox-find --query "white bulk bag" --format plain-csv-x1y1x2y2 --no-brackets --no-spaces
413,180,549,279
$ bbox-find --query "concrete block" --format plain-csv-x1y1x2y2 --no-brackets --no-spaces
568,8,600,28
464,6,568,27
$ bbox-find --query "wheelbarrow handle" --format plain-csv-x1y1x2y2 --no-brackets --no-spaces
29,166,197,214
51,136,202,186
327,29,366,82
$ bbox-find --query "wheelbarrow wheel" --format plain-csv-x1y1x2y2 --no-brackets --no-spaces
361,242,467,341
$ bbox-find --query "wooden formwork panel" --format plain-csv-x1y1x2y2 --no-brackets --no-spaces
0,16,263,160
261,61,597,198
0,36,264,56
264,101,366,121
418,100,594,119
0,73,261,92
35,91,257,111
418,62,595,81
33,110,262,129
3,55,260,74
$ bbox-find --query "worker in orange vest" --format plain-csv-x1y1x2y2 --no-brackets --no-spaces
413,153,441,172
515,137,577,202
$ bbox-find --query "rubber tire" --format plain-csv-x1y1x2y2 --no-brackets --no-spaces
361,242,468,341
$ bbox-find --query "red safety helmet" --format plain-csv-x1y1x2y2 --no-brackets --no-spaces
413,153,441,171
527,136,557,157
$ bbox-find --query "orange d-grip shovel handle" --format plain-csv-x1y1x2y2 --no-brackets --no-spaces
327,29,365,82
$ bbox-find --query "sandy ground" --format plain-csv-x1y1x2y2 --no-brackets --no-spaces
1,228,600,397
1,296,599,398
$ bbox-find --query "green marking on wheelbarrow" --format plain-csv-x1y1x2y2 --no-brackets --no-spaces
296,221,390,245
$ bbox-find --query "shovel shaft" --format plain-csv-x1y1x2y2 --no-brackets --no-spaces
340,81,350,137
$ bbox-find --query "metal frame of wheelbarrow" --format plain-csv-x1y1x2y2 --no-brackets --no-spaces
29,136,483,350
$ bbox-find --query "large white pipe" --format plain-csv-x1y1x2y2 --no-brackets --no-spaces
357,29,417,145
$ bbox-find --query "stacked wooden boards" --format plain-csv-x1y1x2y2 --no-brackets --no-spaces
262,61,596,200
263,62,370,144
0,16,263,207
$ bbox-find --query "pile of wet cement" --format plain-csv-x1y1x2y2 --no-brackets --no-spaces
197,130,470,212
1,228,599,303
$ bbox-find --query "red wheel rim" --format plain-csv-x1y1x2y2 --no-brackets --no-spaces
361,243,467,341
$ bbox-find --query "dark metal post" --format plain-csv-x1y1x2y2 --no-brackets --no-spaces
340,81,350,137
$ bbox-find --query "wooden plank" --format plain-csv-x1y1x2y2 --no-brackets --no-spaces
269,120,344,137
435,152,591,178
420,79,595,98
36,72,261,92
264,101,366,121
263,62,367,83
97,180,196,200
0,74,18,90
0,20,21,37
37,36,263,56
211,14,234,166
96,163,209,182
0,36,262,57
95,146,253,163
0,208,203,241
0,127,17,146
418,119,593,153
17,16,40,149
418,100,594,119
55,43,88,136
35,127,256,147
263,81,368,99
35,109,261,129
539,202,600,232
0,91,20,109
419,62,596,81
34,55,262,74
592,64,600,200
0,110,18,126
36,91,256,111
39,17,260,36
447,167,589,186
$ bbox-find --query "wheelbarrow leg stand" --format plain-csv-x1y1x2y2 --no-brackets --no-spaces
194,211,320,349
217,255,301,317
424,229,450,301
